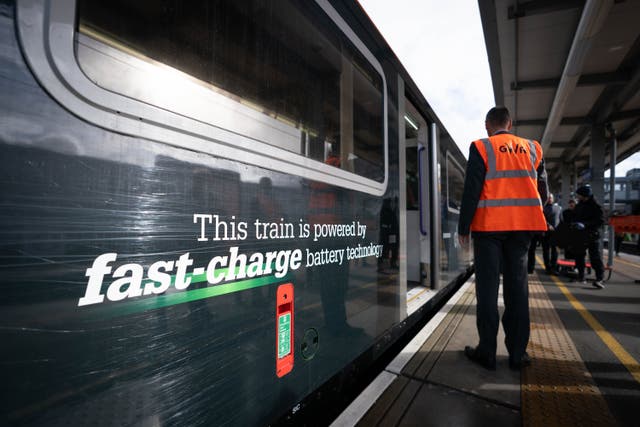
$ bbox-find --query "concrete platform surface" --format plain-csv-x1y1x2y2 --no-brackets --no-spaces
332,250,640,427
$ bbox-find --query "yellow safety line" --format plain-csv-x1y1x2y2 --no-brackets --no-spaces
536,256,640,384
610,257,640,269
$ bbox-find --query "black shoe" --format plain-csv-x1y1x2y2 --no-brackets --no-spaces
592,280,604,289
509,352,532,370
464,346,496,371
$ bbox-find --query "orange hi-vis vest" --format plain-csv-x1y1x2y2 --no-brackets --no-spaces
470,133,547,232
308,155,341,225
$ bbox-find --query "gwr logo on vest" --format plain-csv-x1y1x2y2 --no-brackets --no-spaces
498,143,527,154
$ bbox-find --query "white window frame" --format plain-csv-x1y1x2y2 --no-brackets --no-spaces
16,0,388,195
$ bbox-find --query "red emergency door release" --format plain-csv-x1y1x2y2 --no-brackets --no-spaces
276,283,294,377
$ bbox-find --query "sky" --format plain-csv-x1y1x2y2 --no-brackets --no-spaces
357,0,640,176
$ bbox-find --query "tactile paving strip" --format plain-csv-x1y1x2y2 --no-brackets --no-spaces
522,279,617,427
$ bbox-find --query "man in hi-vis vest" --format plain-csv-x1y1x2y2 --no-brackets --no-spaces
458,107,548,371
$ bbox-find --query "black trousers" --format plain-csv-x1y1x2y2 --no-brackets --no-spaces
473,231,532,361
527,234,542,272
541,232,558,270
575,238,605,281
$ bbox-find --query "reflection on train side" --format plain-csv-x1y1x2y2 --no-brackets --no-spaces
0,1,472,425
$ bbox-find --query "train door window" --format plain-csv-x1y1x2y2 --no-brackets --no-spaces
441,148,469,281
405,114,420,211
446,152,464,213
75,0,385,184
402,100,431,311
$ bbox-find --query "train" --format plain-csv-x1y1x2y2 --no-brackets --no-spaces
0,0,473,425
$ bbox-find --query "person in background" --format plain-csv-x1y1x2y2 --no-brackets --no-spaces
541,194,562,273
571,185,606,289
562,199,577,223
614,232,624,256
458,107,548,371
308,145,363,337
555,198,578,262
527,232,542,274
378,197,399,271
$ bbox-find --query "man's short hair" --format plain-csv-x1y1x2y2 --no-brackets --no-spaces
486,107,511,127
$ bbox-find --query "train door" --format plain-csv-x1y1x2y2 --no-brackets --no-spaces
402,99,432,306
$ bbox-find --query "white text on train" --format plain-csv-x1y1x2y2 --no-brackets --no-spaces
78,247,303,306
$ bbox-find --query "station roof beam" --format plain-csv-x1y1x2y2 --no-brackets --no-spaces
479,0,640,187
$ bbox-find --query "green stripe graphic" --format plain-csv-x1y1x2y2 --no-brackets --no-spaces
91,265,290,318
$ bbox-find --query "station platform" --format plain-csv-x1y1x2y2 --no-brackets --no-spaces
332,251,640,427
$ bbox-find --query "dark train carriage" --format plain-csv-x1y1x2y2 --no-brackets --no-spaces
0,0,471,425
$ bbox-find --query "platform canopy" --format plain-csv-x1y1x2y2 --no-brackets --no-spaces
478,0,640,184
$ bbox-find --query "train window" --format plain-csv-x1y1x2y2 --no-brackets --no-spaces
404,114,420,211
75,0,385,183
446,152,464,213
